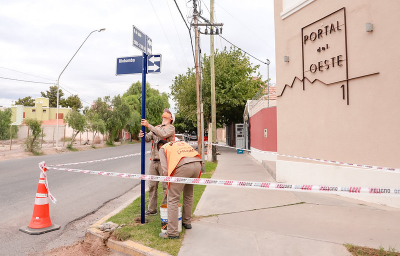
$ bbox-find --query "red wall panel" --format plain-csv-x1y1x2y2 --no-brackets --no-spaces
250,107,277,152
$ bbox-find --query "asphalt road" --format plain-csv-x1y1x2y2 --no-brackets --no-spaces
0,143,151,256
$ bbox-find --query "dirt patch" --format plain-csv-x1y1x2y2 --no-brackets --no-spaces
40,239,113,256
0,139,109,162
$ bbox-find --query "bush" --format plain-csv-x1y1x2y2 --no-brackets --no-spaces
0,108,19,140
24,119,43,154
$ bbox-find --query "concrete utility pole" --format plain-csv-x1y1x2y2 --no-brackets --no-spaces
194,0,202,156
199,35,205,173
210,0,217,162
266,59,270,107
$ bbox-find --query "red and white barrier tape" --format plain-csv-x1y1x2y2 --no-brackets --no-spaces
39,162,57,204
46,165,400,196
48,151,151,167
205,142,400,174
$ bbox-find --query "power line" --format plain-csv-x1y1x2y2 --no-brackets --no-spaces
219,35,268,64
59,86,92,106
173,0,196,65
0,66,94,102
166,0,190,67
148,0,183,69
0,76,55,85
215,2,274,50
0,66,56,82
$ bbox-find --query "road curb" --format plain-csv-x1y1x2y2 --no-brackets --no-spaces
85,185,171,256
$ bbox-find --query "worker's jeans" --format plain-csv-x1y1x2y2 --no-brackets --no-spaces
148,161,167,213
167,161,201,237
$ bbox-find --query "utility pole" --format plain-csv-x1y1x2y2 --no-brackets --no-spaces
266,59,270,107
194,0,202,156
210,0,217,162
191,0,223,159
199,33,205,173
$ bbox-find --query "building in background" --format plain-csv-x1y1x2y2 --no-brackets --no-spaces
273,0,400,207
11,97,71,125
244,84,277,162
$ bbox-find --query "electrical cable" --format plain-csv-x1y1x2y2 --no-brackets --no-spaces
59,86,92,106
0,66,95,103
0,76,55,84
219,35,268,64
215,2,274,50
174,0,196,65
166,0,190,67
148,0,183,69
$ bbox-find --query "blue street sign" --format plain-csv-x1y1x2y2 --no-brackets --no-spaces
147,37,152,56
147,54,162,74
116,56,143,75
133,25,152,55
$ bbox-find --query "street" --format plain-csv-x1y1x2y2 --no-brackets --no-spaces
0,143,150,256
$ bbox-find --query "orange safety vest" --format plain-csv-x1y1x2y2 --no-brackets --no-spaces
162,141,201,177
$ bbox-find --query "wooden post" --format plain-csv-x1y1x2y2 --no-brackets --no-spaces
10,125,12,150
27,127,29,138
41,128,43,148
80,132,81,145
63,127,66,147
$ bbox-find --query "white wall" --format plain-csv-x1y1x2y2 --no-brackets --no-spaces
276,160,400,208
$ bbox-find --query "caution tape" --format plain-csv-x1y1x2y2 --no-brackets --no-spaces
46,164,400,196
48,151,151,167
39,162,57,204
205,142,400,174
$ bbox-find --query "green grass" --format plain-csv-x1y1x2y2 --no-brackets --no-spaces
345,244,400,256
66,144,78,151
32,150,44,156
106,141,115,147
108,161,218,256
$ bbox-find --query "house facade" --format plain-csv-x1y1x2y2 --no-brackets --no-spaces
273,0,400,207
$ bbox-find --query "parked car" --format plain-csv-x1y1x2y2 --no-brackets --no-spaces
175,134,184,141
189,131,197,141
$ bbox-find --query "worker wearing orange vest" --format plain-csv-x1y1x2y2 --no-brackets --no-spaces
139,109,175,216
157,140,202,239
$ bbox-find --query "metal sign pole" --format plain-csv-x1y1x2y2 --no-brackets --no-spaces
140,52,148,224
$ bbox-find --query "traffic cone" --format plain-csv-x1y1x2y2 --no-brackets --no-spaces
20,162,60,235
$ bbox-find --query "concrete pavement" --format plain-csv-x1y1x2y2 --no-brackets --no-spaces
179,147,400,256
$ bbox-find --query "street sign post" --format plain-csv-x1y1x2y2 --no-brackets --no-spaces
147,54,162,74
117,25,160,224
116,56,143,75
133,25,152,55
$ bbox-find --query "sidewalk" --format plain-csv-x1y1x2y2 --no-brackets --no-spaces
179,147,400,256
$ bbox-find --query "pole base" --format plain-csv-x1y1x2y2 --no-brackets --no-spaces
19,224,61,235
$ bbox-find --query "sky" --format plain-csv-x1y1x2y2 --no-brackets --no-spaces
0,0,276,112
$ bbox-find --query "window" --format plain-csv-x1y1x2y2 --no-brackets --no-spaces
32,109,36,113
43,110,46,113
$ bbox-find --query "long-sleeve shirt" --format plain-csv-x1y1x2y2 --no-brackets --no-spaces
144,123,175,160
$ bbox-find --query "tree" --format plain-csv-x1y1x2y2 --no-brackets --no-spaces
91,95,130,144
171,47,263,127
122,81,170,138
85,109,106,145
24,118,43,153
0,109,18,140
63,94,83,111
64,110,86,147
41,85,65,108
170,69,197,131
15,96,35,106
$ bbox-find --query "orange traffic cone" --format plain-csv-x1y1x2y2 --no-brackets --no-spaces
20,162,60,235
